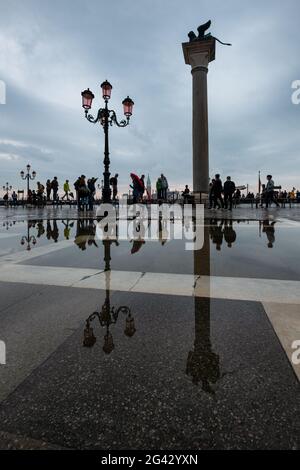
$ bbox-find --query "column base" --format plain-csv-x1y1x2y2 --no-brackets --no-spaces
192,192,209,205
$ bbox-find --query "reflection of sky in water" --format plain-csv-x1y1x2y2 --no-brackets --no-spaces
0,219,299,280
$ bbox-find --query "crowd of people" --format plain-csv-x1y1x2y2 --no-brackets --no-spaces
156,174,169,200
207,173,299,210
2,171,300,210
13,175,100,210
22,217,277,253
208,174,236,210
129,173,169,203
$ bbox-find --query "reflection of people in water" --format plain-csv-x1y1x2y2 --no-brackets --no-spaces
157,217,169,246
74,219,98,250
262,220,276,248
209,219,237,250
62,219,74,240
209,219,223,251
130,219,146,254
223,220,236,248
46,219,59,243
46,220,51,241
34,220,45,238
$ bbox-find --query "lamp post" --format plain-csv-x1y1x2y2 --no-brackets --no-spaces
81,81,134,203
3,182,12,194
20,164,36,198
3,182,12,204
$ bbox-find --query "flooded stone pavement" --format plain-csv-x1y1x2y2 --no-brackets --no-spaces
0,206,299,450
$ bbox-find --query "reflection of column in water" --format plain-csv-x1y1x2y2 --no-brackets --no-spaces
102,240,114,354
193,221,210,276
147,204,151,239
186,224,220,394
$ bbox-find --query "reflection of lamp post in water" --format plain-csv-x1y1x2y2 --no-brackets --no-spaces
20,221,37,251
186,223,220,394
3,220,16,230
83,239,136,353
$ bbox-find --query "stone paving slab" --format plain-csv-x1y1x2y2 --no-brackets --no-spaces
0,293,299,450
0,282,105,401
0,431,65,450
0,206,299,450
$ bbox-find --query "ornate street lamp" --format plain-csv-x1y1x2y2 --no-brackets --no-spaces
20,164,36,199
2,182,12,204
81,81,134,203
3,182,12,192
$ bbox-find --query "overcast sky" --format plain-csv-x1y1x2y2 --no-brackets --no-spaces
0,0,299,196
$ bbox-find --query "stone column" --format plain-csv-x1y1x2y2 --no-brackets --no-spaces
182,39,216,198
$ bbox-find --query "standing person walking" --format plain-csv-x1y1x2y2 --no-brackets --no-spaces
223,176,236,211
87,177,97,210
51,177,59,201
156,177,162,200
11,191,18,206
74,176,81,208
208,179,215,209
161,174,168,201
213,174,224,209
110,173,119,201
265,175,280,208
182,185,190,203
78,175,89,210
62,180,70,200
46,179,51,201
139,174,145,201
130,174,140,203
234,188,241,206
37,181,45,205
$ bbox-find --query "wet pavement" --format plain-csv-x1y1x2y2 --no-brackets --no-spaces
0,206,299,450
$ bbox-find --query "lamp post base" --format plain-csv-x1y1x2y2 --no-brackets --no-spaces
102,187,111,203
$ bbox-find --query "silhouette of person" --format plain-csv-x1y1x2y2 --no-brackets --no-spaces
262,220,276,248
223,220,237,248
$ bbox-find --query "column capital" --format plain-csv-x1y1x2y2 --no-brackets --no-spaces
182,38,215,70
